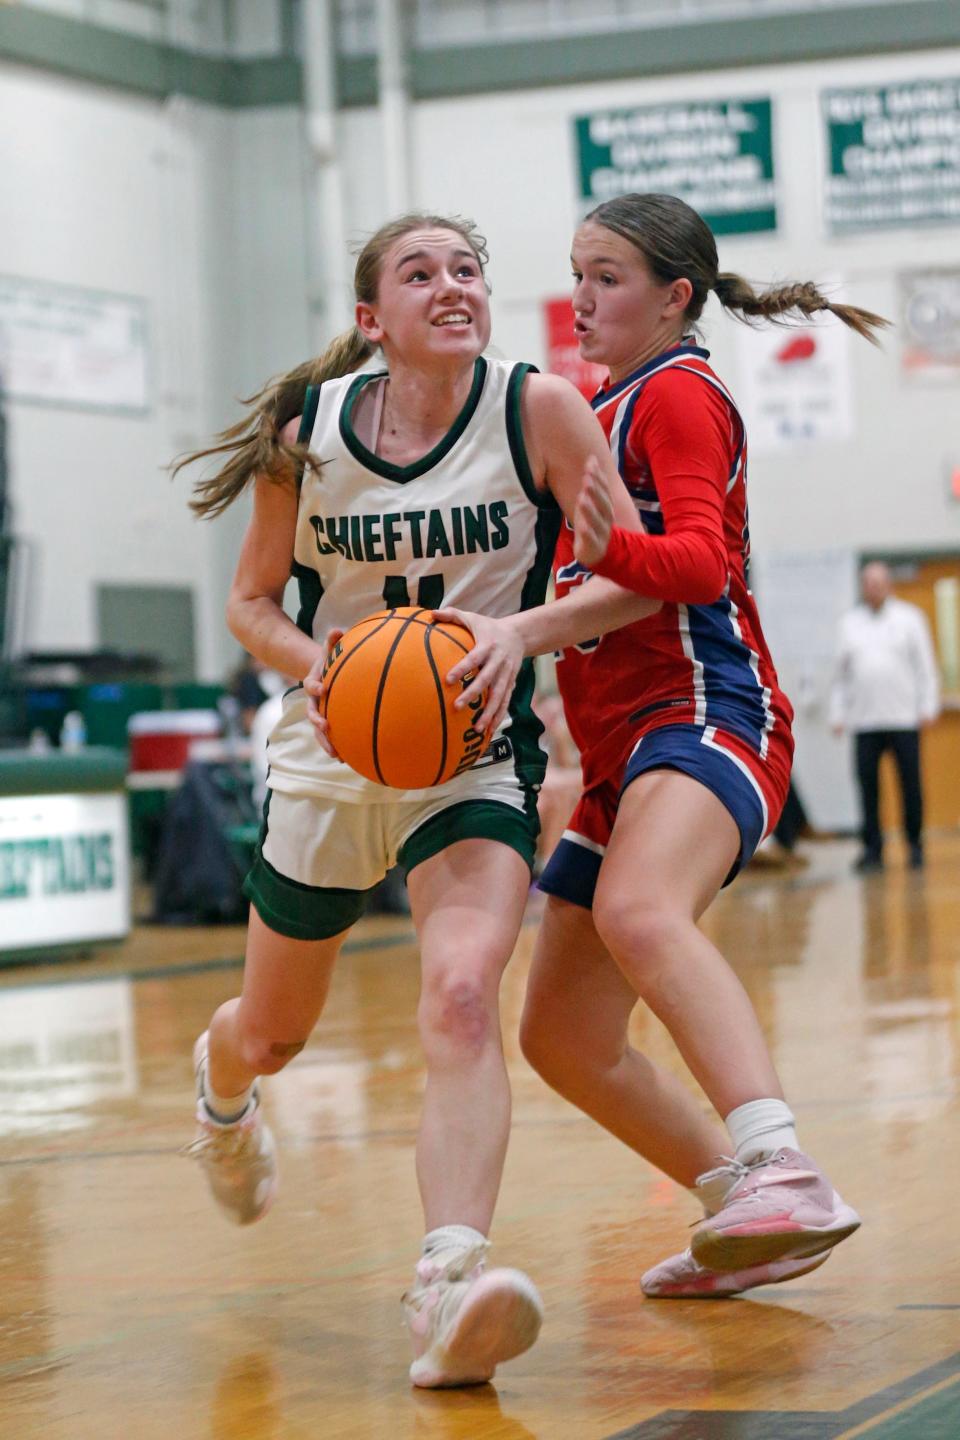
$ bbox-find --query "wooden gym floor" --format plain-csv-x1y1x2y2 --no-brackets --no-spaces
1,835,958,1439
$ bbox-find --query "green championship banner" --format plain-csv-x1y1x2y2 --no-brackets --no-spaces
573,98,776,235
824,79,960,233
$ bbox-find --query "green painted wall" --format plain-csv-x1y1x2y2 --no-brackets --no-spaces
0,6,301,107
2,2,959,109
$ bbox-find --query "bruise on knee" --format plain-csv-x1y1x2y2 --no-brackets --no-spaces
422,981,493,1056
269,1040,306,1059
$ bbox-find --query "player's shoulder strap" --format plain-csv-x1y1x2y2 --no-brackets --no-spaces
297,383,322,445
291,382,324,494
504,361,560,512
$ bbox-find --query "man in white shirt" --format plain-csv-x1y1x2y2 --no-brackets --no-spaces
830,562,941,871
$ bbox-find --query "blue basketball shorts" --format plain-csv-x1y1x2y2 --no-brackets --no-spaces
537,722,792,911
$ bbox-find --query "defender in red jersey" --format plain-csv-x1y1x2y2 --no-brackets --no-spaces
552,346,792,788
545,341,795,902
517,194,886,1297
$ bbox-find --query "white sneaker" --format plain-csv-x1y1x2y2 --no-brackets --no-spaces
403,1239,543,1388
184,1032,278,1226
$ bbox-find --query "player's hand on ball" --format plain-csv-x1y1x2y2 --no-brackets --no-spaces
304,630,343,758
435,607,523,737
573,455,614,570
324,609,488,786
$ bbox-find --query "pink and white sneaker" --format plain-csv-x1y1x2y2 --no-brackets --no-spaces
184,1032,278,1226
690,1149,860,1272
642,1245,829,1298
403,1240,543,1388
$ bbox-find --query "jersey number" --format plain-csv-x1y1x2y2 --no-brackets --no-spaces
382,575,445,610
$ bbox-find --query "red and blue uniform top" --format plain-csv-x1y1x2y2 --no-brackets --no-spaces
553,341,793,790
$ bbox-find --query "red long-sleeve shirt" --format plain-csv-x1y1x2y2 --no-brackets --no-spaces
553,343,792,789
592,372,730,603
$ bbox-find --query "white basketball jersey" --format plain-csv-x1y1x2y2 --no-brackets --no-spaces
267,356,561,802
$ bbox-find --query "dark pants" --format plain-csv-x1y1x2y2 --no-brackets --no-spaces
854,729,923,859
774,781,809,851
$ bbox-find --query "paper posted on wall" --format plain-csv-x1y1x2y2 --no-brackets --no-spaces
734,310,854,454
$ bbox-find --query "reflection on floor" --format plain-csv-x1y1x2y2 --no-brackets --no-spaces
0,836,958,1440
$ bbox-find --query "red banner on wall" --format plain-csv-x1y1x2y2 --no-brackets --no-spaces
543,296,607,399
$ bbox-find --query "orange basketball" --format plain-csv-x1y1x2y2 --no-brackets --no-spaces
321,607,490,788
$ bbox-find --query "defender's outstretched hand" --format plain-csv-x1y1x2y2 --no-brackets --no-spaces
573,455,614,571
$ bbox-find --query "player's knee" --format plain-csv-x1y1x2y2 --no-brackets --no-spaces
521,1002,623,1092
418,972,495,1058
238,1030,305,1075
593,895,682,977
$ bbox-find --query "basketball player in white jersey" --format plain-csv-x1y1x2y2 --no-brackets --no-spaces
175,213,659,1388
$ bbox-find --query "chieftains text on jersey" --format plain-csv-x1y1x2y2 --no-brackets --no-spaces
307,501,510,563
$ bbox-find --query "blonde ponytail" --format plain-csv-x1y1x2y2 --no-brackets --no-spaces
175,326,374,519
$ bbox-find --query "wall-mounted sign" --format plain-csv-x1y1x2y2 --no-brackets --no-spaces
573,98,777,235
823,79,960,233
899,268,960,380
543,297,607,399
734,314,854,454
0,275,149,412
0,792,131,952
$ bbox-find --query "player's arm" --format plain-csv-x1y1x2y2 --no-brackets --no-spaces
226,416,323,682
438,375,659,732
580,376,730,603
513,372,662,650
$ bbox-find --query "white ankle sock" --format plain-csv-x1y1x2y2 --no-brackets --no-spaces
689,1170,737,1217
202,1073,255,1125
725,1099,798,1164
422,1224,487,1258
